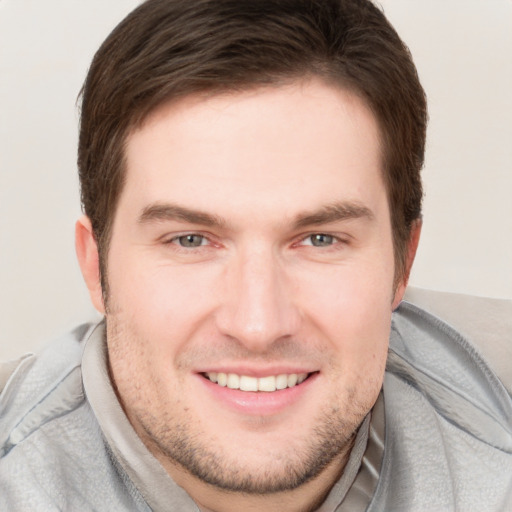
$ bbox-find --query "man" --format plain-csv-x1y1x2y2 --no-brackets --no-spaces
1,0,511,510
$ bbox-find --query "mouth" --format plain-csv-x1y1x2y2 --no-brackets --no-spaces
202,372,314,392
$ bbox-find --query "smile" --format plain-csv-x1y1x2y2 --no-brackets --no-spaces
204,372,310,392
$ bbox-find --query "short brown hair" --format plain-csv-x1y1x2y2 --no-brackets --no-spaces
78,0,427,293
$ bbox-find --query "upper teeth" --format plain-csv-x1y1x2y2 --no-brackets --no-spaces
205,372,308,392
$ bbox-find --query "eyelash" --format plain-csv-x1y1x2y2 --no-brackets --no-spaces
163,232,349,251
299,233,341,248
164,233,213,250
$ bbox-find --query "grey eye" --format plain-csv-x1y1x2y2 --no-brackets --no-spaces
176,234,205,247
310,234,334,247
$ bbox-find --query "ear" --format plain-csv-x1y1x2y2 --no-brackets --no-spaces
75,215,105,314
392,219,422,310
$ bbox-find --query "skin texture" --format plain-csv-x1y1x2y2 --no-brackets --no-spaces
76,79,420,512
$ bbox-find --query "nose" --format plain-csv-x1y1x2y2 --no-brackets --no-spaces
215,245,300,352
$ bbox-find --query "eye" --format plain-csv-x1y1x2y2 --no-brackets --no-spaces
173,234,208,248
305,233,336,247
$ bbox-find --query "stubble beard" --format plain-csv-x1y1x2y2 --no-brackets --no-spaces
106,313,374,495
140,398,363,494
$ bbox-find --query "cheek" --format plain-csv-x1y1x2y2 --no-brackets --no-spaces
107,258,219,354
295,262,393,372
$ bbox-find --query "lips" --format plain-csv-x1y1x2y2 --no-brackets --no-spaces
204,372,310,392
198,369,319,415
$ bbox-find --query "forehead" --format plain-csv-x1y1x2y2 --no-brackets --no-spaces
120,79,385,223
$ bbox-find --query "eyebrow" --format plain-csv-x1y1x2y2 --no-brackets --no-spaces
137,200,374,230
138,203,227,228
292,202,375,229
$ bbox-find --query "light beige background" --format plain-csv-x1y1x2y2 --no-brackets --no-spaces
1,0,511,360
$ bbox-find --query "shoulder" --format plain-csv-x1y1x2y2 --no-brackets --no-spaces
0,323,93,444
403,286,512,393
389,294,512,442
0,324,92,473
0,323,94,439
376,293,512,511
389,298,512,438
0,323,143,510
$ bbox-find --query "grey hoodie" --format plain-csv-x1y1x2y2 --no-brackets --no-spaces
1,303,511,511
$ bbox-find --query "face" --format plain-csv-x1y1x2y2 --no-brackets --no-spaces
79,80,411,498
